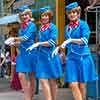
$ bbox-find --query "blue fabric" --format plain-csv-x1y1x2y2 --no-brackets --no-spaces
19,21,37,49
65,20,91,56
65,53,98,82
65,2,79,11
40,6,51,13
39,23,58,48
16,21,37,72
64,20,98,83
36,52,62,79
36,23,63,79
16,48,37,72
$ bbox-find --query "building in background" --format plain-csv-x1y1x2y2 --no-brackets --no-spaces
0,0,5,45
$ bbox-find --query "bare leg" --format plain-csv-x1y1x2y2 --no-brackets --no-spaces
29,72,35,100
49,79,57,100
10,65,15,81
79,83,86,100
40,79,52,100
18,72,31,100
69,82,82,100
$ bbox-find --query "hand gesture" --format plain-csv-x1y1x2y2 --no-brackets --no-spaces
85,6,93,11
5,37,15,46
26,42,40,51
61,38,72,48
52,46,60,58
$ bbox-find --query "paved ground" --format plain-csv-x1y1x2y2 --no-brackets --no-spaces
0,78,96,100
0,78,73,100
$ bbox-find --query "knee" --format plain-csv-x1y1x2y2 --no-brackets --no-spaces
40,79,48,85
69,82,78,89
29,72,35,79
49,79,56,86
79,83,86,89
18,73,25,80
40,79,45,83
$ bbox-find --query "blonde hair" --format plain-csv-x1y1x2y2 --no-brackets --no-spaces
22,9,32,17
19,9,32,21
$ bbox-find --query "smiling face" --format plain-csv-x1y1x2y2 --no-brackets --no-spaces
19,9,32,22
67,9,79,21
41,13,50,24
20,13,30,22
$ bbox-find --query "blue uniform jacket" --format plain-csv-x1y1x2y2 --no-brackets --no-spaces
19,21,37,51
65,19,91,56
38,23,58,56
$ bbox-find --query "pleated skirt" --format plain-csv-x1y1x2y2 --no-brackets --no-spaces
65,53,98,83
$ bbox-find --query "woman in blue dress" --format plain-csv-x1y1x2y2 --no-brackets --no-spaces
12,6,37,100
27,6,62,100
52,2,98,100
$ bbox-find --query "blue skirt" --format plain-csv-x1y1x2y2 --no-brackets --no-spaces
16,48,37,73
36,50,63,79
65,53,98,83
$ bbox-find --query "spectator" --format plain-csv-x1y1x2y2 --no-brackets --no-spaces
5,51,11,78
85,0,100,11
0,49,6,78
10,48,22,91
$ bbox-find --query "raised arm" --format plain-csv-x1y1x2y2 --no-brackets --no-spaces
85,0,97,10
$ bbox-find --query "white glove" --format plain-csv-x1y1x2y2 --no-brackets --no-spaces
26,42,40,51
9,42,16,46
61,38,72,48
5,37,15,46
52,47,60,58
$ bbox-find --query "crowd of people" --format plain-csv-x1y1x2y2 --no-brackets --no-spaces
0,0,100,100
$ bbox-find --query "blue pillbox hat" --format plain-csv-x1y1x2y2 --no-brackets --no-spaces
18,5,30,13
65,2,79,11
40,6,51,13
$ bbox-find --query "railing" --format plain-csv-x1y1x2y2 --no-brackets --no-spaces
85,6,100,99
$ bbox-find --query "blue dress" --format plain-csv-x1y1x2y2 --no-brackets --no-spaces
64,19,98,83
36,23,63,79
16,21,37,72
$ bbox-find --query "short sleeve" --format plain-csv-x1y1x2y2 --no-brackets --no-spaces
48,24,58,47
80,21,91,45
20,22,37,41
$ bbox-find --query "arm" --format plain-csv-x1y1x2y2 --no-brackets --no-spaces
89,0,97,7
38,41,51,47
26,35,55,51
38,24,57,47
27,24,58,51
0,54,6,66
14,37,23,43
71,39,83,45
71,21,91,45
85,0,97,10
15,22,37,43
61,21,91,48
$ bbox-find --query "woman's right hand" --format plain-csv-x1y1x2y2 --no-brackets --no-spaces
4,37,15,46
26,42,40,51
52,46,60,58
61,38,72,48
